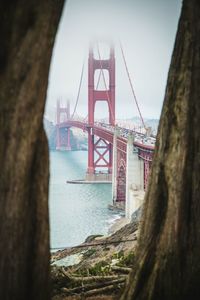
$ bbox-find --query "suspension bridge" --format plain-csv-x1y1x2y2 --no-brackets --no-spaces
55,42,155,218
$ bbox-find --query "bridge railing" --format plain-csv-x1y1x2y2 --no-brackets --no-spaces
93,122,156,147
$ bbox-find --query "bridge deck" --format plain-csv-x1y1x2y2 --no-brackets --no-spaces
57,120,155,156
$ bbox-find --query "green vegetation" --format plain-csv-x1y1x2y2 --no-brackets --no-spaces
112,250,135,267
88,261,111,276
83,248,96,258
75,260,111,277
116,251,135,267
112,250,124,260
75,250,135,278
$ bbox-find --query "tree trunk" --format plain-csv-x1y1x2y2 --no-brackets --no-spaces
0,1,64,299
122,0,200,299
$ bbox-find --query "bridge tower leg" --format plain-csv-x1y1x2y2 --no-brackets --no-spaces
86,44,115,181
56,100,71,151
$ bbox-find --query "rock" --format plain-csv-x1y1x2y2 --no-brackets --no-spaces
131,205,142,223
85,234,104,243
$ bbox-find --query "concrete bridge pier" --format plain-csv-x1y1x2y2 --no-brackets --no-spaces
125,134,145,219
112,126,119,204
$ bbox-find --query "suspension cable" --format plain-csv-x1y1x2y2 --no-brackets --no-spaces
119,40,146,130
96,68,102,90
71,62,85,119
97,42,115,125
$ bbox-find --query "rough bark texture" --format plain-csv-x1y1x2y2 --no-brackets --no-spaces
122,0,200,299
0,1,64,299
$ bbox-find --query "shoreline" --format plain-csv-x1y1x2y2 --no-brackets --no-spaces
51,206,128,253
51,205,130,255
67,179,111,184
108,216,130,235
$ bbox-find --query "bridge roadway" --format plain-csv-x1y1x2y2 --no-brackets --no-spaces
57,120,155,161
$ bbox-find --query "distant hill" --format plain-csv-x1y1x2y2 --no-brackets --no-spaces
116,116,159,135
144,119,159,134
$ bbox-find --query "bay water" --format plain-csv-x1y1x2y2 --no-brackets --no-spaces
49,151,121,249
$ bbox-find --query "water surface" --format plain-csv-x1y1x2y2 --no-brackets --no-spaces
49,151,119,248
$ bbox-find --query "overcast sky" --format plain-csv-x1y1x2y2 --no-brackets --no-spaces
45,0,182,122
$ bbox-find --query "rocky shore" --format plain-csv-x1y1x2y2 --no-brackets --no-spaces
51,211,141,300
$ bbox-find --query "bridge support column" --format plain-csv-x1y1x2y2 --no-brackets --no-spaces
56,100,72,151
87,127,95,177
125,134,145,219
66,128,71,150
112,127,118,204
56,126,61,150
112,126,126,208
139,158,144,191
108,143,113,174
138,148,153,191
144,160,151,190
56,127,71,151
125,134,135,218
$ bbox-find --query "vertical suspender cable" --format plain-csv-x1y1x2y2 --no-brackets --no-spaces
83,65,103,122
96,68,103,90
71,62,85,119
97,42,115,125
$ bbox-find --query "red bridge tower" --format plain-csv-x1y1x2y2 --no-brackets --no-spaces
86,44,115,180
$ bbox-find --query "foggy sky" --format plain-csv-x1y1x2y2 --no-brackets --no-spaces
45,0,182,122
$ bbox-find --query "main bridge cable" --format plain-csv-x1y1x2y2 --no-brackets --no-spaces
97,42,115,126
119,40,146,130
71,61,85,120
